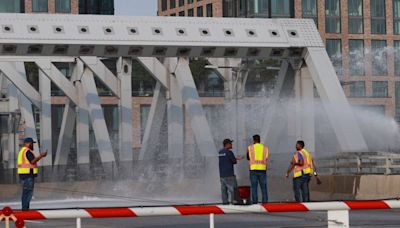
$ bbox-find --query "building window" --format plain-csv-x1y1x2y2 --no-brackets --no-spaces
170,0,176,9
372,81,388,97
247,0,269,18
188,8,194,16
179,11,185,16
206,3,213,17
161,0,167,11
394,0,400,34
103,105,119,132
348,0,363,33
302,0,317,26
223,0,237,17
0,0,23,13
371,40,387,76
238,0,247,17
170,13,176,16
395,41,400,76
371,0,386,34
349,40,364,76
349,81,366,97
395,82,400,122
179,0,185,7
197,6,203,16
325,0,341,33
326,39,342,75
55,0,71,13
140,105,151,140
32,0,48,12
79,0,114,15
270,0,293,18
187,0,194,4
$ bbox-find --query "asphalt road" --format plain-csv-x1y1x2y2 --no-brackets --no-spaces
4,210,399,228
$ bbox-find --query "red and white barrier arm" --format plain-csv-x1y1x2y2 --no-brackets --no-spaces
2,200,400,221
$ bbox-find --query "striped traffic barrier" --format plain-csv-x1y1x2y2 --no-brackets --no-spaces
2,200,400,228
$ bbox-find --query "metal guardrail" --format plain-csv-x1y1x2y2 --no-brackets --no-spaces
316,152,400,175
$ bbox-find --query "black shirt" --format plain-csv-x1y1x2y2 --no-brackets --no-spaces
19,150,37,180
218,148,237,177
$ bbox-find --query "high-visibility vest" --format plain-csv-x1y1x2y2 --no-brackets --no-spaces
301,148,314,175
293,150,309,178
17,147,38,175
248,143,268,171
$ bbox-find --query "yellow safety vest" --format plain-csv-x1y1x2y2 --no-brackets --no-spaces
17,147,38,175
248,143,268,171
293,150,309,178
301,148,314,175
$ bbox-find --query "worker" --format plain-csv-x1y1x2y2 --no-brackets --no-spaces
18,137,47,210
286,140,320,202
218,139,242,205
247,135,269,204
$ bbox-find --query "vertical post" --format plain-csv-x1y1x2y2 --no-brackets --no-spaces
39,69,52,166
4,217,9,228
327,210,349,228
74,61,90,165
209,213,215,228
356,156,361,173
117,57,133,161
6,81,18,169
165,59,184,159
76,217,81,228
386,158,391,175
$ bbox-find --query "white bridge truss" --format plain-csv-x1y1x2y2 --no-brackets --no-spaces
0,14,368,170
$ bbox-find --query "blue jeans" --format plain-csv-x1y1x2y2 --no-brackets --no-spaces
21,177,35,210
250,170,268,203
293,175,311,202
220,176,238,204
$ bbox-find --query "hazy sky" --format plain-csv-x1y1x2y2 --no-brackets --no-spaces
115,0,158,16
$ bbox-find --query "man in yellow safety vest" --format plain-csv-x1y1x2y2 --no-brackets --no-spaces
18,137,47,210
246,135,268,203
286,140,319,202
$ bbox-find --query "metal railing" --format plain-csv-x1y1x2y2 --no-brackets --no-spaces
316,152,400,175
2,200,400,228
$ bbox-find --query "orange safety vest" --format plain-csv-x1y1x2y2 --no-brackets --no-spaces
248,143,268,171
17,147,38,175
293,150,309,178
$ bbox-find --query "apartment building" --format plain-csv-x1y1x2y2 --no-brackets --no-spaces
158,0,400,121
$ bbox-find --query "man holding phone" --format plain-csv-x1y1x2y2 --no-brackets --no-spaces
17,137,47,210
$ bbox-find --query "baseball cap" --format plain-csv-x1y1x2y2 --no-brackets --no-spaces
23,137,36,143
223,139,233,145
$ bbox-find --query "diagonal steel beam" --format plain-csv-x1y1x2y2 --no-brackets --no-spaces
137,57,168,88
138,82,167,160
0,62,41,108
81,67,115,163
79,57,120,98
14,62,40,158
174,57,217,157
305,47,368,152
35,60,79,105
